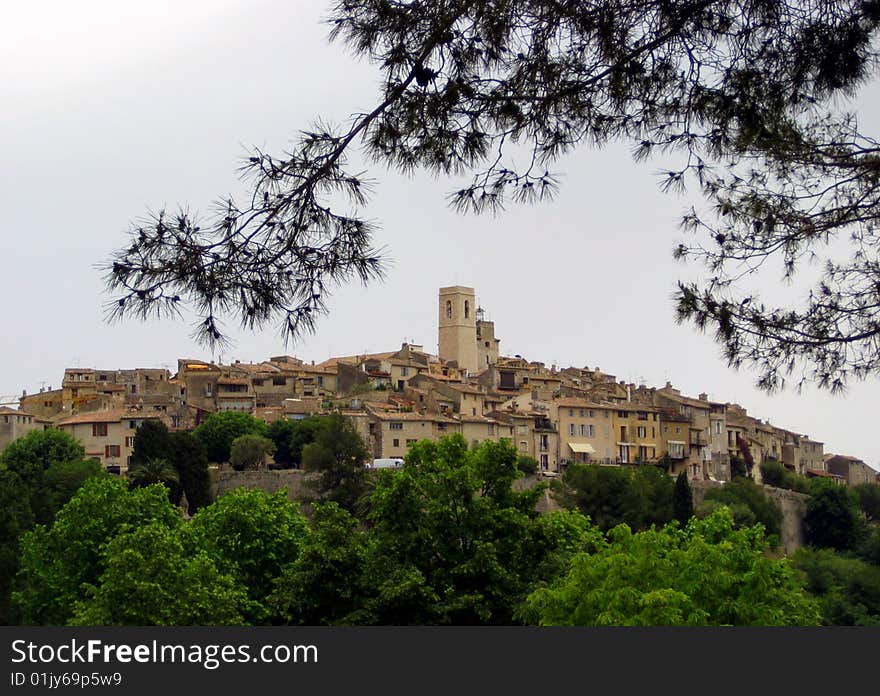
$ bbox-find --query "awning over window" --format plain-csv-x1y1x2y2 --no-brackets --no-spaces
569,442,597,454
667,440,687,445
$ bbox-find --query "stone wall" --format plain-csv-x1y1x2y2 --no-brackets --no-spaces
211,468,310,502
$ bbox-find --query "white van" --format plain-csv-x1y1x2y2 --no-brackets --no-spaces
369,458,404,469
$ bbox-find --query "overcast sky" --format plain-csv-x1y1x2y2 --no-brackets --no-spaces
2,0,878,471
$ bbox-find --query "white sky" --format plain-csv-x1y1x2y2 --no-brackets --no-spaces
2,0,878,471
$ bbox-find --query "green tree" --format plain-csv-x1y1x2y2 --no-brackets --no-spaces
700,476,783,542
854,483,880,523
106,2,880,393
791,547,880,626
673,472,694,525
229,434,275,471
71,523,248,626
167,431,212,514
0,429,85,482
13,476,180,625
269,502,369,625
301,414,370,513
186,489,308,622
193,411,267,463
730,456,748,480
128,457,180,491
525,508,820,626
554,463,674,532
803,485,865,552
759,459,811,494
0,471,34,625
1,430,95,524
129,420,172,469
267,417,325,468
516,455,538,476
360,436,597,624
40,459,106,519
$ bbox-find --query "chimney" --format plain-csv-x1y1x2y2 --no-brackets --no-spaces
665,381,672,389
698,393,708,401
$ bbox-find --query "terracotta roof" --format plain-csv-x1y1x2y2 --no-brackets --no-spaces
443,383,485,395
55,409,161,426
367,407,456,423
552,397,612,409
806,468,842,479
657,389,712,410
0,406,38,417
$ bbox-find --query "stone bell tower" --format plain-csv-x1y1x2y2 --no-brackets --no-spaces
438,286,478,374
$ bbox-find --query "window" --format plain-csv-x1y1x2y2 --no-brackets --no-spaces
568,424,576,436
105,444,121,458
517,425,528,435
392,438,400,448
464,300,470,318
714,421,722,434
125,436,135,448
520,441,528,451
637,411,647,421
389,422,403,430
618,411,627,418
588,410,595,418
579,409,585,418
205,384,213,397
618,445,629,464
569,409,574,417
488,424,495,435
401,366,409,377
445,300,452,319
540,454,548,470
438,422,448,431
637,426,647,438
92,423,108,437
272,376,286,386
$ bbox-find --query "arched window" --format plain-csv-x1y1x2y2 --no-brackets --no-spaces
445,300,452,319
464,300,470,318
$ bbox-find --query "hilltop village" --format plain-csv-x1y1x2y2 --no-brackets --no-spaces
1,286,876,486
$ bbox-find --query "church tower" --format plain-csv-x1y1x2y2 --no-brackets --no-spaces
438,286,478,374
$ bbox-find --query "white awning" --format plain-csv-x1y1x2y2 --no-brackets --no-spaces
568,442,596,454
667,440,687,445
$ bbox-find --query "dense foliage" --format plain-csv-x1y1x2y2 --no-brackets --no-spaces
229,434,276,471
301,413,370,512
267,417,326,468
699,476,783,543
525,508,820,626
3,431,878,627
554,463,674,532
791,547,880,626
193,412,267,464
0,429,105,624
803,483,866,552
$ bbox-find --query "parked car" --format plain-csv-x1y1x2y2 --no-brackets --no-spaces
368,458,404,469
